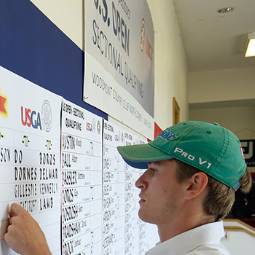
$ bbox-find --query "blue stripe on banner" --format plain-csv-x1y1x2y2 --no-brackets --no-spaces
0,0,107,119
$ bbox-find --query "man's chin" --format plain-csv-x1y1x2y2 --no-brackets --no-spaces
138,209,154,224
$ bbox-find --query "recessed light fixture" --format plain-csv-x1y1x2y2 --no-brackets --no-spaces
217,7,234,14
245,32,255,57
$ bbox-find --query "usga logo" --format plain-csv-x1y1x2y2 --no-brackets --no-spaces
21,106,42,129
21,100,52,132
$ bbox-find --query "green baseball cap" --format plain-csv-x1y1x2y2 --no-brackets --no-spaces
117,121,246,190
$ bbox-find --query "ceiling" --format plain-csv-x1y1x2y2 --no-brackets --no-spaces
173,0,255,71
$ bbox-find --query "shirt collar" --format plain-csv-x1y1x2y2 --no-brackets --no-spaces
146,221,225,255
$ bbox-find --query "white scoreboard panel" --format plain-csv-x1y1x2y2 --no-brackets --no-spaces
61,100,103,255
0,67,158,255
103,119,158,255
0,67,61,255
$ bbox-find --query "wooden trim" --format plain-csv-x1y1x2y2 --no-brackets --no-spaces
225,226,255,237
224,219,255,237
172,97,180,124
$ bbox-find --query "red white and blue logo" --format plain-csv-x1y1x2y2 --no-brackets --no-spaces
21,100,52,132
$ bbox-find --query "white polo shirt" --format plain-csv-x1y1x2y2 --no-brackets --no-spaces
145,221,230,255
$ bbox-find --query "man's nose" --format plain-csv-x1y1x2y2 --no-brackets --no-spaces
135,171,148,189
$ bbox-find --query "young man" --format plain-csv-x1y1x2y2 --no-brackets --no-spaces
4,121,252,255
117,120,252,254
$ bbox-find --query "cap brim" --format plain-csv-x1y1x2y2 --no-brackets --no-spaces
117,144,173,169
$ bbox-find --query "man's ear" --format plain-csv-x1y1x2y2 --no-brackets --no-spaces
184,172,208,200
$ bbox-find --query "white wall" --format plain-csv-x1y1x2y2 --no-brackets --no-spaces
148,0,188,128
188,66,255,170
31,0,83,49
188,67,255,104
32,0,188,130
190,104,255,139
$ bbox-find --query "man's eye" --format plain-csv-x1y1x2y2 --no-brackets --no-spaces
148,168,157,175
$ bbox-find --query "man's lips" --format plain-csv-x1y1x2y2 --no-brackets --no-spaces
139,194,146,203
139,199,146,204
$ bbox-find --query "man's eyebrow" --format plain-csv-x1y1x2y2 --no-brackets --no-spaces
148,162,160,170
148,161,161,166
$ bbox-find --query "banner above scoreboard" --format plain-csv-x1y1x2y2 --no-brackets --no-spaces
84,0,154,139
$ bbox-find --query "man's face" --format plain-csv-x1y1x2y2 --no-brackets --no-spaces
135,160,186,225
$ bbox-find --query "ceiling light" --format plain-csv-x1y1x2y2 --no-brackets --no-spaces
245,32,255,57
217,7,234,14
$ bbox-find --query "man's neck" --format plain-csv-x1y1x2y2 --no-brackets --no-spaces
157,212,215,242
